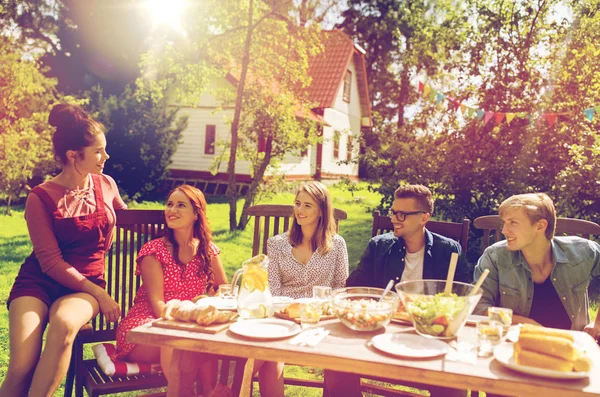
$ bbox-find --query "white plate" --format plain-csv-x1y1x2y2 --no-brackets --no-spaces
196,297,237,311
229,318,302,340
493,343,589,379
371,333,449,358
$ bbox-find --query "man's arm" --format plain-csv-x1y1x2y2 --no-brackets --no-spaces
584,241,600,339
472,249,500,315
346,239,376,287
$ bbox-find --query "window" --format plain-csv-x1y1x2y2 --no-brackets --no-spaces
347,135,353,161
204,125,216,155
333,131,340,159
343,70,352,102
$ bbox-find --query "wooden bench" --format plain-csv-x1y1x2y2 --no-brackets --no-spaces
64,209,246,397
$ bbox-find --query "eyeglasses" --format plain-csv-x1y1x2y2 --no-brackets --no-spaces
387,209,427,222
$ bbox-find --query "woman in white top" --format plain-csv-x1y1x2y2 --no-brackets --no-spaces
256,181,349,397
267,182,349,298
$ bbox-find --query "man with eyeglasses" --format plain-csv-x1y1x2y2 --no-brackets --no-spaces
324,185,469,397
346,184,470,288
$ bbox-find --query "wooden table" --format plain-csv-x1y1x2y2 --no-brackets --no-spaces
127,319,600,397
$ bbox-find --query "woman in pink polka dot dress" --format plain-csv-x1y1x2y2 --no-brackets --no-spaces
112,185,228,395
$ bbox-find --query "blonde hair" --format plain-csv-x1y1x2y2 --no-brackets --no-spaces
288,181,336,254
499,193,556,240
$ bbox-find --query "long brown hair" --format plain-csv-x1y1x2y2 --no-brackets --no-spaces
164,185,215,291
288,181,336,254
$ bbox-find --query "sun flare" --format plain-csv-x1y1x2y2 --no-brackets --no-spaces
147,0,187,34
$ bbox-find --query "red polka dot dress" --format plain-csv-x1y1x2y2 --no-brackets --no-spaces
112,238,220,359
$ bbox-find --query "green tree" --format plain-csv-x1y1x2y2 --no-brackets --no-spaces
0,36,58,214
136,0,325,230
88,85,188,201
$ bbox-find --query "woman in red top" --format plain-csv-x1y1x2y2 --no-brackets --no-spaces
0,104,127,397
113,185,228,395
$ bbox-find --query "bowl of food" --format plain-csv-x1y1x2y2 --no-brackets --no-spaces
331,287,399,332
395,280,482,339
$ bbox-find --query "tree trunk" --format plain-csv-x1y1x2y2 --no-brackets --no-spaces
237,136,273,230
397,41,412,129
225,0,255,231
5,194,12,216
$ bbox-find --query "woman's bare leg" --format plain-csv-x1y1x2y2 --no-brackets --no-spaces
126,345,161,364
255,360,284,397
0,297,48,397
28,292,98,397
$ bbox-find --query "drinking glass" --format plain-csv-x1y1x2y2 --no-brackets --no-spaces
218,284,233,299
313,286,332,300
488,307,513,337
299,299,321,329
476,320,503,357
313,286,332,313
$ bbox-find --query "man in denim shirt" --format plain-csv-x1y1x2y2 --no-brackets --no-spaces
325,185,469,397
474,193,600,340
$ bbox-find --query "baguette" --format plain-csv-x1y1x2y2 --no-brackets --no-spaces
573,349,592,372
517,333,576,361
519,324,574,342
514,344,574,372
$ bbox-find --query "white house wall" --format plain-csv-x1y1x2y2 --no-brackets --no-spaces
169,77,313,178
321,59,361,177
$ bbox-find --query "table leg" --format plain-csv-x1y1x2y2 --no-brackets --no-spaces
167,349,197,397
238,358,255,397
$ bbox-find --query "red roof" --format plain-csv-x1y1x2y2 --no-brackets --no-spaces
224,30,371,125
306,30,371,121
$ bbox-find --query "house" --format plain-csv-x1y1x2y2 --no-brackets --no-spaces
167,30,372,193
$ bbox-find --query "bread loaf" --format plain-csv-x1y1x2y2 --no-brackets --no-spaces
517,333,576,361
512,325,591,373
514,344,574,372
519,324,574,342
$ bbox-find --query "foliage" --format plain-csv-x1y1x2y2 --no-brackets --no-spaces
0,36,58,214
88,85,188,201
351,0,600,263
135,0,327,230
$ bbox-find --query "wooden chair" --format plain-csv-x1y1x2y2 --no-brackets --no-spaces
474,215,600,254
246,204,347,394
371,210,470,253
64,209,247,397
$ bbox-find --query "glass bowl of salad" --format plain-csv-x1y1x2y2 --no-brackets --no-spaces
331,287,399,332
395,280,482,339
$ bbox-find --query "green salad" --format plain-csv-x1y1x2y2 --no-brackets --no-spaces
406,292,467,337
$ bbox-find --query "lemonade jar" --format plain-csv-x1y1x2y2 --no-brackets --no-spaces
230,254,274,319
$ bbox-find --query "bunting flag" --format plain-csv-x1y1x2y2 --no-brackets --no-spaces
416,81,600,127
584,108,595,121
545,113,558,128
423,84,431,98
495,112,506,125
436,92,445,105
